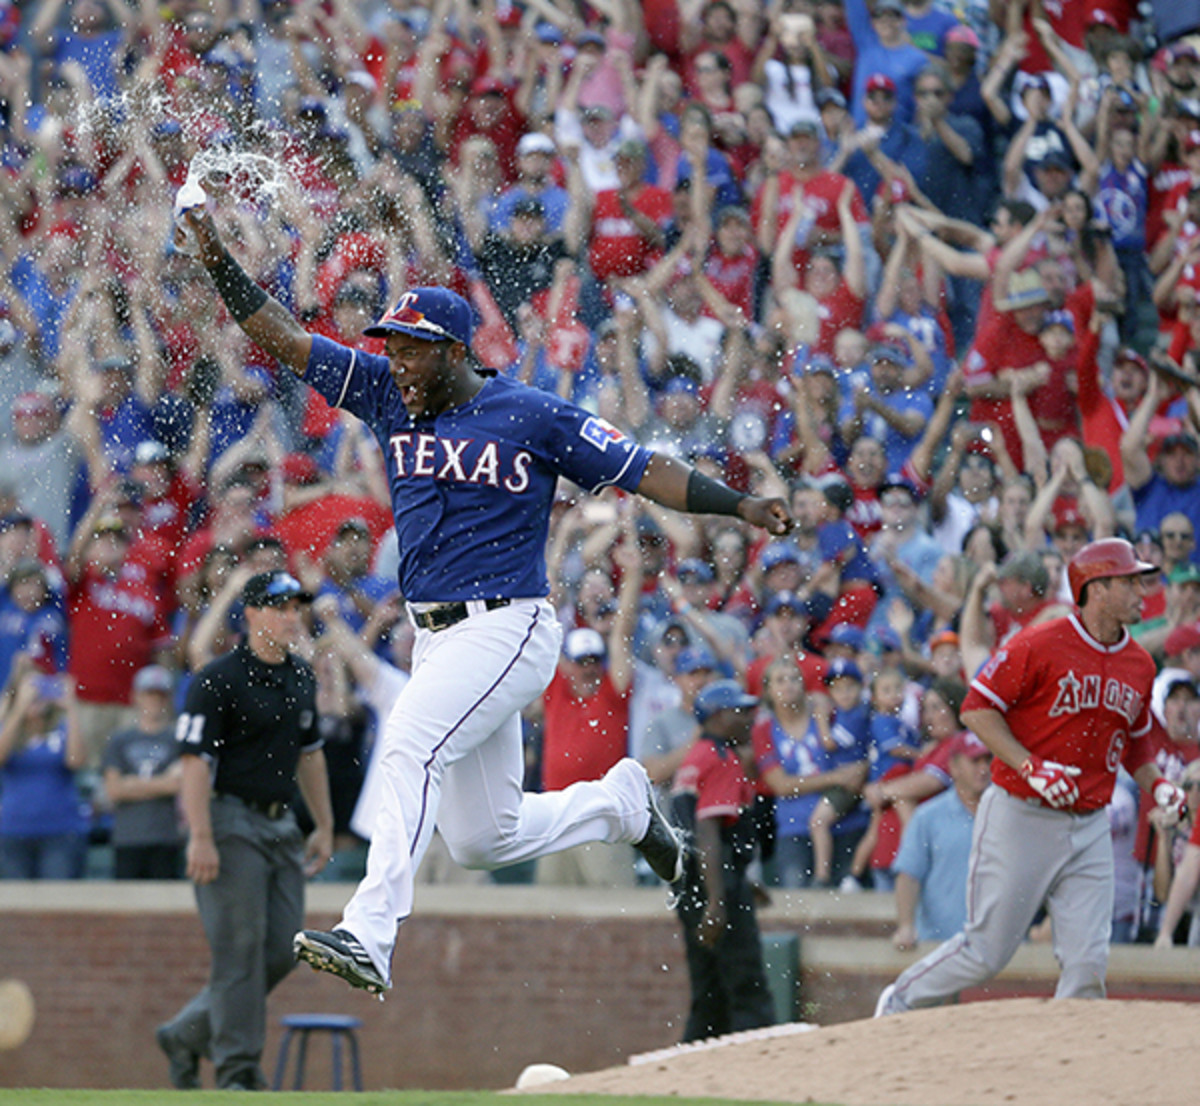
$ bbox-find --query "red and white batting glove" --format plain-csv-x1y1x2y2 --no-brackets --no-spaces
1152,777,1188,824
1020,756,1082,809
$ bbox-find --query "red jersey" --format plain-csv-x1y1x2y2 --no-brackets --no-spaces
674,735,755,824
962,313,1046,471
588,185,673,283
964,614,1158,812
541,670,630,791
68,565,170,704
814,279,865,357
703,242,759,319
751,169,868,275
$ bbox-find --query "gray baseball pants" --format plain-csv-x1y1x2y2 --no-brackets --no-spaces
887,786,1113,1011
161,795,305,1088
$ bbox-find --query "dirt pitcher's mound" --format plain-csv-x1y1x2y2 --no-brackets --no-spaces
530,999,1200,1106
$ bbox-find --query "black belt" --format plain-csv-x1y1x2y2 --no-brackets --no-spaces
410,597,511,632
218,793,289,820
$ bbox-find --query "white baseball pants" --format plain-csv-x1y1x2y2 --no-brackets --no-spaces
887,786,1113,1011
338,599,652,983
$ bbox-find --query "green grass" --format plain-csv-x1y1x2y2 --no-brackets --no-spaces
0,1094,831,1106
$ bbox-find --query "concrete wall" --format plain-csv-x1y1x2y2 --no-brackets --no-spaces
1,883,1197,1091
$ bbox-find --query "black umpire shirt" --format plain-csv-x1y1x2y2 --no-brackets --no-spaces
177,640,321,806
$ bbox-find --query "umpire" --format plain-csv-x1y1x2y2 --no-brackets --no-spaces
156,571,333,1091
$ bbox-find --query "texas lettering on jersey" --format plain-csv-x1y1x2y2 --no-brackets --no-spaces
1048,670,1145,727
387,432,533,491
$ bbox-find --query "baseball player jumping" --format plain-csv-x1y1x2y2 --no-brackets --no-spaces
876,538,1188,1015
180,206,791,996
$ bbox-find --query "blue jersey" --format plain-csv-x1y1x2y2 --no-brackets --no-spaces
304,335,652,601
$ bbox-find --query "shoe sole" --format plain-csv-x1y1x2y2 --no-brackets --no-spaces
641,780,686,884
293,932,387,995
874,983,896,1018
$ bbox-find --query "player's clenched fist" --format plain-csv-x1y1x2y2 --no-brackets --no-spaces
1020,756,1082,809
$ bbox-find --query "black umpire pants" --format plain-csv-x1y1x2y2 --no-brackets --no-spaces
678,871,776,1042
161,795,304,1088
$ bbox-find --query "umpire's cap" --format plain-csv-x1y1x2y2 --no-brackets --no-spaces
693,679,758,723
1066,538,1157,605
363,287,473,346
242,571,314,609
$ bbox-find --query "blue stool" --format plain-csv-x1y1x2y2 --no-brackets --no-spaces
272,1013,363,1091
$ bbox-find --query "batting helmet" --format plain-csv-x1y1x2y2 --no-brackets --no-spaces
1067,538,1157,605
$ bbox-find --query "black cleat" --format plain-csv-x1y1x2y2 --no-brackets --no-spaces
635,781,686,884
293,928,388,995
156,1024,200,1090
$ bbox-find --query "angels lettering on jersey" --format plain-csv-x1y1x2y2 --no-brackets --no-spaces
1048,670,1145,727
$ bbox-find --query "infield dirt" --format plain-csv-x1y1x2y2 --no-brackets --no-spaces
520,998,1200,1106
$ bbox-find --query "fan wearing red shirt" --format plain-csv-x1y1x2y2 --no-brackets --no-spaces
877,539,1187,1016
771,174,866,357
65,512,171,770
538,559,640,886
702,206,761,320
584,140,673,288
752,120,869,276
961,269,1052,472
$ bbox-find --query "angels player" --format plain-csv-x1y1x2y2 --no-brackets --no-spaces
876,539,1188,1014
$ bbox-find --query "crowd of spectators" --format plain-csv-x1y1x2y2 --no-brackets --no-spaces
0,0,1199,944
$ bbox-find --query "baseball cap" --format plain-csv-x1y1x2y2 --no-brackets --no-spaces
1052,502,1088,534
945,25,981,49
675,645,718,675
824,657,863,684
676,558,716,584
1041,308,1076,333
1170,42,1200,64
1086,8,1120,29
760,541,804,573
511,197,545,218
789,116,821,137
827,623,866,650
817,88,847,109
535,22,564,44
765,590,810,618
614,138,647,161
873,0,904,15
948,731,990,759
1159,432,1200,453
517,132,556,157
879,472,921,501
471,76,507,97
1165,621,1200,656
564,627,606,661
997,550,1051,594
870,340,910,367
693,678,758,723
93,355,134,374
133,665,174,695
242,571,314,609
1037,148,1074,171
868,625,903,653
576,30,606,49
929,629,960,651
364,287,474,345
134,439,170,466
866,73,897,95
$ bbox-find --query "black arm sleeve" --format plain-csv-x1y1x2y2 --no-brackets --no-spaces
685,468,747,517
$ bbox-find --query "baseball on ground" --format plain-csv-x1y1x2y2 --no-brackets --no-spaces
0,979,35,1050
